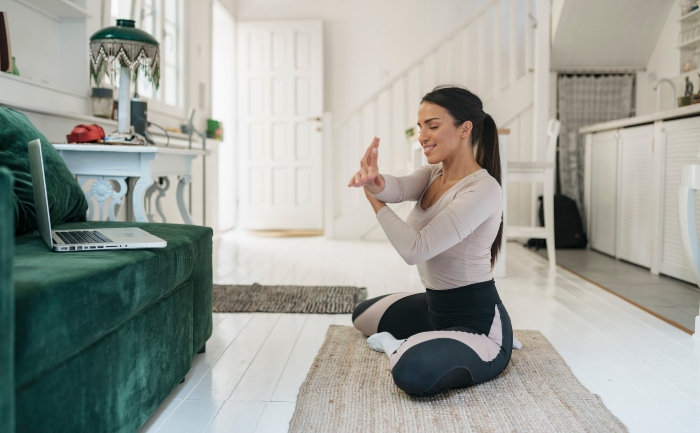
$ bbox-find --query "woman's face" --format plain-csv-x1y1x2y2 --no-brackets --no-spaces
416,102,472,165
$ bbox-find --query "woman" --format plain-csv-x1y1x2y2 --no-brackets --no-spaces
348,86,519,397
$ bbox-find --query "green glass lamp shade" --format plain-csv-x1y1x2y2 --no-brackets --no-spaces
89,19,160,89
91,19,159,45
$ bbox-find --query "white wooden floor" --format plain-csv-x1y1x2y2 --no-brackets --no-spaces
139,231,700,433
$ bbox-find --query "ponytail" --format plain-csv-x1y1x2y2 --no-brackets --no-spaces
420,86,503,268
477,113,503,268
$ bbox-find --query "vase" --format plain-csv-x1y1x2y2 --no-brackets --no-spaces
11,56,18,76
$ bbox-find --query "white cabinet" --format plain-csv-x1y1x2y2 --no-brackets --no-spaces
617,125,654,268
589,130,618,256
585,115,700,284
588,124,654,265
659,117,700,283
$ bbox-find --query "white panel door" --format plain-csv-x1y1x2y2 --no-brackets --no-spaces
237,20,323,230
660,117,700,283
616,125,654,268
589,130,618,257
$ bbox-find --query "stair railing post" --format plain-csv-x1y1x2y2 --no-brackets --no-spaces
531,0,551,226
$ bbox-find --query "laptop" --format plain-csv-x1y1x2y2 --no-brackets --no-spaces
28,139,167,252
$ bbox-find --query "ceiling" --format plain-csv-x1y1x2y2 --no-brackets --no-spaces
551,0,674,69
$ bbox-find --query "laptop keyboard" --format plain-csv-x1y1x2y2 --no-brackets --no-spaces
56,230,113,245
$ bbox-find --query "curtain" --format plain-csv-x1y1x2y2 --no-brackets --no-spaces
557,74,635,226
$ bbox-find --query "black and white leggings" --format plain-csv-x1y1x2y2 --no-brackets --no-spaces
352,280,512,396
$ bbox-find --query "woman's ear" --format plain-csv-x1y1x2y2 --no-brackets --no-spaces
460,121,473,139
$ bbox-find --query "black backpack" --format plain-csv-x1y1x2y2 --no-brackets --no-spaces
527,195,588,249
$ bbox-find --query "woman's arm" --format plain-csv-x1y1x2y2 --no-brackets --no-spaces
374,177,502,265
372,165,434,204
364,188,387,213
349,137,433,203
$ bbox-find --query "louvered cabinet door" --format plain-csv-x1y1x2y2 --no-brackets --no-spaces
616,125,654,268
660,117,700,283
589,130,619,257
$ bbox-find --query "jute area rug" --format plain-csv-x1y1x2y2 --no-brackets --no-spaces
290,326,627,433
212,283,367,313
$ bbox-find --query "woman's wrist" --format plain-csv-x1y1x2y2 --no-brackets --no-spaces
364,175,385,195
364,187,386,213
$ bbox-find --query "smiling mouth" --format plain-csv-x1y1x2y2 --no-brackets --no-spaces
423,144,436,154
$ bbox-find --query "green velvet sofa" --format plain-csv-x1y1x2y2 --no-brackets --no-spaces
0,131,213,431
0,166,213,432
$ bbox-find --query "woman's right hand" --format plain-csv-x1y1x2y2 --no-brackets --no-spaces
348,137,385,194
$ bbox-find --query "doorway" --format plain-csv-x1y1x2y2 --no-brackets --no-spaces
237,20,324,230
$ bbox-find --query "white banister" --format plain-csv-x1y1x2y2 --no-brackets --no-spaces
525,0,534,73
477,15,486,96
493,4,502,99
529,0,550,226
509,0,518,86
331,0,541,239
335,0,501,129
463,28,472,89
532,0,550,162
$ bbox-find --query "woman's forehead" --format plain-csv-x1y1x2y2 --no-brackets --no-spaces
417,102,448,123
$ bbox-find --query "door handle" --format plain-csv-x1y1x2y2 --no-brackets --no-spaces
308,116,322,122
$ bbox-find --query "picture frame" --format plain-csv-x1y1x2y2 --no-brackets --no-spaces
0,12,11,73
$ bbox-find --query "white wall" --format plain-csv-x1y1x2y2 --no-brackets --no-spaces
638,5,681,116
2,0,214,130
212,1,237,232
551,0,671,71
1,0,220,231
234,0,489,124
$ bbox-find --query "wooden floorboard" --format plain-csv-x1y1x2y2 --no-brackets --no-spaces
139,231,700,433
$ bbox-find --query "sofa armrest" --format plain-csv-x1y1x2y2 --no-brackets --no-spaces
0,167,15,433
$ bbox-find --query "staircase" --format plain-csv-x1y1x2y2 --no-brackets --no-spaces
331,0,545,239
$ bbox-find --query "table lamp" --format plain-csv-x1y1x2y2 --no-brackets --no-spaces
89,19,160,142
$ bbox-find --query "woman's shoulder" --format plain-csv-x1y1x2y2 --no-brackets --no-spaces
417,163,444,181
454,169,502,206
459,169,501,190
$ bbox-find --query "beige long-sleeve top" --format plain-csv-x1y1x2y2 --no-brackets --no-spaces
373,165,502,290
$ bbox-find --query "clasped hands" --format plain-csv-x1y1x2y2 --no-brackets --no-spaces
348,137,386,213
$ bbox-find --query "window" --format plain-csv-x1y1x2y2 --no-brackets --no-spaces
109,0,185,108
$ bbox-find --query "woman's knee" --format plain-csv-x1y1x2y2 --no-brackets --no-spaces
352,295,390,335
390,338,478,396
353,292,430,337
352,295,386,322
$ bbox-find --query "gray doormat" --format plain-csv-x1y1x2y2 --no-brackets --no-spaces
212,283,367,314
290,326,627,433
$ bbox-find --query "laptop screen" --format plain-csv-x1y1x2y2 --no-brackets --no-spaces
27,139,54,248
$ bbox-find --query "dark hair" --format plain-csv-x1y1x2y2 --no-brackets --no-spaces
421,85,503,268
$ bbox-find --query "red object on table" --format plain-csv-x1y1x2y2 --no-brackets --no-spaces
66,124,105,143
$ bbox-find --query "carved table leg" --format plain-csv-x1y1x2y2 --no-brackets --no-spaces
145,182,158,223
144,177,171,223
78,176,128,222
132,177,155,223
177,175,194,225
154,177,171,223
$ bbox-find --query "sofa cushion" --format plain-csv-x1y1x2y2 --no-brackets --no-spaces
16,281,194,433
13,221,213,388
0,107,88,235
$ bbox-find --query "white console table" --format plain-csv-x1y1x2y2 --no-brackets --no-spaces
53,144,204,224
